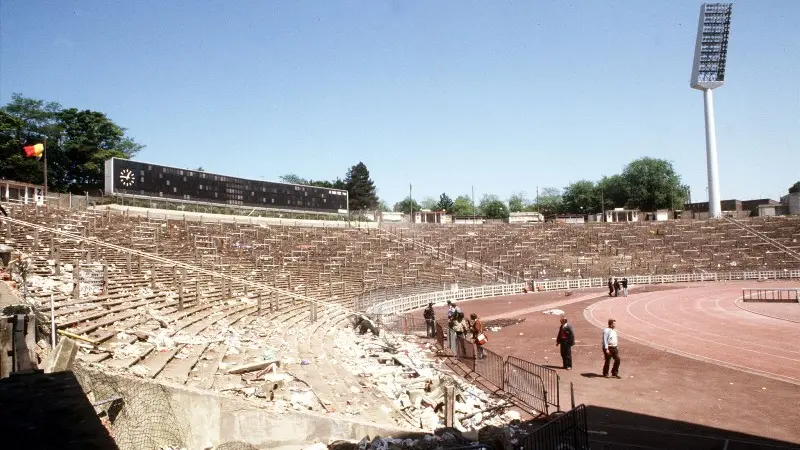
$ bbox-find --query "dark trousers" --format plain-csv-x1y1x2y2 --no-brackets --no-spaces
603,347,621,376
559,343,572,368
426,319,436,337
456,332,466,357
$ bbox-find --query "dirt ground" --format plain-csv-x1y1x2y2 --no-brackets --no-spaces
416,284,800,448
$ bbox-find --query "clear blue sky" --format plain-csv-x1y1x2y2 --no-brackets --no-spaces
2,1,798,206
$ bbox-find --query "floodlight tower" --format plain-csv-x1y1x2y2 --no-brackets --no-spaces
690,3,733,218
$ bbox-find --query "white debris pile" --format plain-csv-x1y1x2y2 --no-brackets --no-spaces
332,327,519,432
147,331,176,351
112,341,149,359
24,274,74,296
542,308,565,315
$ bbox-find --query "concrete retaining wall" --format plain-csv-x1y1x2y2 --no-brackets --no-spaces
78,366,415,449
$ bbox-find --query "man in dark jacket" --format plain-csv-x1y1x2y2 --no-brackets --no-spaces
555,315,575,370
423,303,436,338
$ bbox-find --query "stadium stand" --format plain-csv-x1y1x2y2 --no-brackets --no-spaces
1,202,799,448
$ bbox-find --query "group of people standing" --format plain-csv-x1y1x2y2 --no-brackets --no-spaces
555,316,622,378
423,301,488,359
423,304,622,378
608,277,629,297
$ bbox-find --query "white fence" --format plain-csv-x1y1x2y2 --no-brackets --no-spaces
366,269,800,316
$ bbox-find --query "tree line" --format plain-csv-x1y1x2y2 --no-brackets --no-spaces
1,94,143,194
384,158,690,220
12,94,791,218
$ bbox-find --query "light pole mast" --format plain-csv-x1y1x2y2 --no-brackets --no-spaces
690,3,733,218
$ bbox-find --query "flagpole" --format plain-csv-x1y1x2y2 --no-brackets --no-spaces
42,137,48,204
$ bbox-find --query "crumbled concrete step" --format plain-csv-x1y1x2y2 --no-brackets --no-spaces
62,295,174,331
212,373,243,391
156,342,209,384
187,344,228,390
104,342,155,370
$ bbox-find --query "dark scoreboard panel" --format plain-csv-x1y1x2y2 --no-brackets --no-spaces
104,158,348,213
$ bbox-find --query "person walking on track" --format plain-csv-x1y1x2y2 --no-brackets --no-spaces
423,302,436,338
555,315,575,370
602,319,621,378
622,278,629,297
607,278,613,297
613,278,620,297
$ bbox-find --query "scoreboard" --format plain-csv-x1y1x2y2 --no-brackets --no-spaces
104,158,348,214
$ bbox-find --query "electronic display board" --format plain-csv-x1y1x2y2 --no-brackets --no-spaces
104,158,348,213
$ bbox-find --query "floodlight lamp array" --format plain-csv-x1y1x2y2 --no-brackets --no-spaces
690,3,733,90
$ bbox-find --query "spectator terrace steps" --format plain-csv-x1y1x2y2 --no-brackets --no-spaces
2,205,799,419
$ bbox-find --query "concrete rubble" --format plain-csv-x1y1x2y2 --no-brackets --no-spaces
331,326,520,433
11,255,530,447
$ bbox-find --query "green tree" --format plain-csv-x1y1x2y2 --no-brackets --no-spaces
1,94,143,194
621,157,685,211
507,191,529,212
0,110,42,185
561,180,599,214
451,195,474,216
344,162,379,210
479,194,509,220
195,166,205,172
437,193,454,212
420,196,438,210
55,108,143,193
531,187,562,217
281,172,348,190
393,197,421,214
597,175,629,211
789,182,800,194
0,94,61,187
279,173,308,184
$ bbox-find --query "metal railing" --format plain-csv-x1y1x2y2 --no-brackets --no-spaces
474,348,505,391
504,360,549,415
507,356,560,413
515,404,589,450
365,269,800,316
421,325,558,416
742,288,800,303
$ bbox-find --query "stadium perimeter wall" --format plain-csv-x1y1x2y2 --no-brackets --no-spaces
365,269,800,316
91,204,379,228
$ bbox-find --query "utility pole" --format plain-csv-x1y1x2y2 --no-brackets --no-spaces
409,183,413,224
471,185,475,224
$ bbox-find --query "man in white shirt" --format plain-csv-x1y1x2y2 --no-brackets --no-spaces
602,319,621,378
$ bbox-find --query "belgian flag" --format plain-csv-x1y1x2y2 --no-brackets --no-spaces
23,143,44,159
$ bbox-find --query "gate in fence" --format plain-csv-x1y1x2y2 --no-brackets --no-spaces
514,404,589,450
742,288,800,303
506,356,560,413
504,359,549,415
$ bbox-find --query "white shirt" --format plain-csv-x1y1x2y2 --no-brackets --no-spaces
602,327,618,349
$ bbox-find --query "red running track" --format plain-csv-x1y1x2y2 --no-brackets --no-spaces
584,283,800,385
